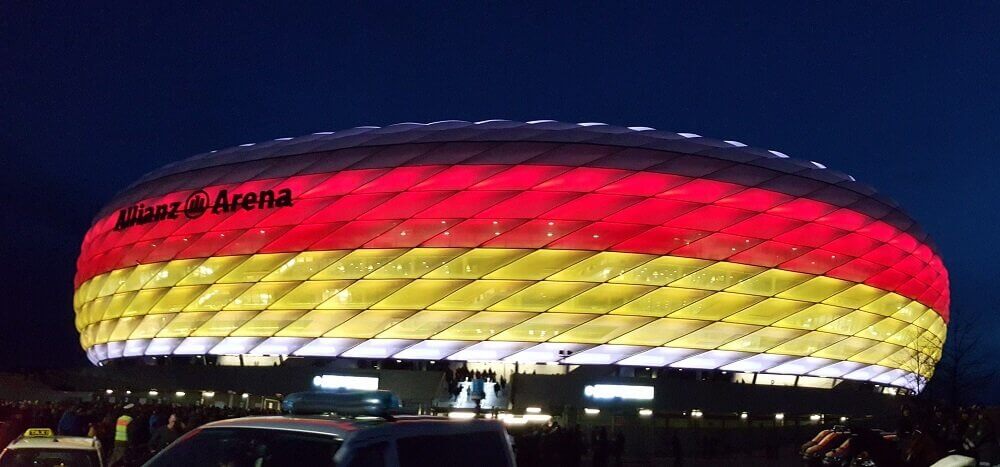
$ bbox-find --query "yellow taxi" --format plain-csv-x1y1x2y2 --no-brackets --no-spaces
0,428,103,467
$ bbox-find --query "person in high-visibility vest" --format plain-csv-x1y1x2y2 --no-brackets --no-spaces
108,404,134,466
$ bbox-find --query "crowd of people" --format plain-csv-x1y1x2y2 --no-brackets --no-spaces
801,404,999,466
895,404,999,465
0,399,274,466
443,365,508,401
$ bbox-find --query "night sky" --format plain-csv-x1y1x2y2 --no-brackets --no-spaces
2,3,997,400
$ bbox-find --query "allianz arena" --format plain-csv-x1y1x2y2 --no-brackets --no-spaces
73,120,948,391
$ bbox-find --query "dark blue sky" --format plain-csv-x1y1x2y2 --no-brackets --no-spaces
1,2,997,398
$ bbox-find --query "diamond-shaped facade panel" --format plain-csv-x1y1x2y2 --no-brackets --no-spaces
74,121,949,389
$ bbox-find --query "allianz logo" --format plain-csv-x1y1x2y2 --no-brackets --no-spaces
112,188,294,231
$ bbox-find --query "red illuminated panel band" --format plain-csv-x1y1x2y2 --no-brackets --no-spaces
72,123,949,389
76,165,950,318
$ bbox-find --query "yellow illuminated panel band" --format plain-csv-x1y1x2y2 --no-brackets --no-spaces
74,123,950,392
75,249,946,387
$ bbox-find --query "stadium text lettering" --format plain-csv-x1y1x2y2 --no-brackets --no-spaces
113,188,294,231
210,188,294,214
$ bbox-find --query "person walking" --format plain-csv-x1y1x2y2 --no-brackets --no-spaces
108,404,134,466
57,405,81,436
149,413,183,454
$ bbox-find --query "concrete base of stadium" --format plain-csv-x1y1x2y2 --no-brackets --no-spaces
5,357,911,465
16,356,900,421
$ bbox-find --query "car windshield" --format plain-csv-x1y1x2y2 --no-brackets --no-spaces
145,427,342,467
0,448,100,467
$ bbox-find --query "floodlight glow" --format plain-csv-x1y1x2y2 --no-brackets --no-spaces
584,384,654,400
203,391,215,398
524,414,552,422
448,412,476,419
175,391,186,397
740,412,748,420
691,409,703,418
774,413,785,420
585,408,600,415
148,390,158,397
526,407,542,414
105,389,113,395
809,414,821,421
638,409,653,416
242,393,250,399
312,375,379,391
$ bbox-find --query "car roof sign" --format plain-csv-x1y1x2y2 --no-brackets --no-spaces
282,389,401,417
23,428,55,438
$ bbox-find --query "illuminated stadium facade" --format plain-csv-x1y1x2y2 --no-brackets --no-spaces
74,120,948,391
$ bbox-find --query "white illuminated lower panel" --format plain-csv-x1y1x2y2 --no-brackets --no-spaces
86,348,99,366
250,337,310,356
871,369,907,384
503,343,594,363
562,345,646,365
123,339,150,357
892,374,921,391
93,344,108,361
617,347,700,367
90,334,926,391
293,338,364,357
448,342,534,361
173,337,222,355
843,365,891,381
670,350,753,369
394,340,473,360
341,339,417,359
210,337,265,355
720,353,796,373
766,357,836,375
106,341,126,359
145,338,184,356
809,361,865,378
